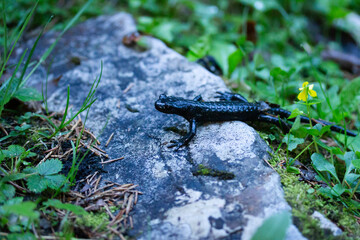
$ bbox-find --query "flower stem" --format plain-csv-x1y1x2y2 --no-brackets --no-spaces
306,90,319,153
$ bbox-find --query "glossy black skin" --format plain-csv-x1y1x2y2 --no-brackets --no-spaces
196,56,223,76
155,92,357,150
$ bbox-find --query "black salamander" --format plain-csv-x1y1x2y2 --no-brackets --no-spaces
155,92,357,150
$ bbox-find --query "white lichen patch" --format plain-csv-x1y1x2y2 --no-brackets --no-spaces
164,198,226,239
191,122,257,162
207,180,245,196
175,187,202,205
151,161,168,178
144,157,168,179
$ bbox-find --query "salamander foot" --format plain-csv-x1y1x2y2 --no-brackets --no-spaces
168,138,188,151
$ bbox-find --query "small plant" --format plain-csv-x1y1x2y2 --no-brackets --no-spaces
0,0,117,238
37,61,102,139
23,159,67,193
0,0,94,117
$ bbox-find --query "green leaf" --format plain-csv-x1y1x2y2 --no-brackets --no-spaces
251,211,291,240
228,49,244,77
25,159,65,193
45,174,66,189
337,134,360,153
303,124,329,137
0,130,25,142
345,173,360,187
290,115,301,132
288,108,303,119
286,166,300,174
186,36,210,61
24,151,37,159
5,145,25,158
209,41,237,77
15,123,31,132
270,67,289,81
330,184,346,197
254,53,265,70
19,112,34,122
3,201,39,218
311,153,340,183
352,159,360,169
238,40,254,54
349,199,360,210
7,232,36,240
340,152,356,172
43,199,87,215
27,173,66,193
0,184,15,202
315,139,343,155
282,134,304,151
151,21,180,43
319,125,331,136
0,151,4,163
13,87,42,101
340,76,360,111
1,173,27,182
26,175,48,193
37,158,63,175
318,187,334,198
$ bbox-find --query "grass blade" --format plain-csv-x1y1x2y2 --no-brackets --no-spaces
21,0,94,87
0,49,27,115
0,0,38,80
18,15,54,87
2,0,7,66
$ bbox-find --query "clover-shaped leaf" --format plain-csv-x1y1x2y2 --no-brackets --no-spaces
26,159,66,193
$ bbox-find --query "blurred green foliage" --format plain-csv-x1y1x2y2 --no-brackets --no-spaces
2,0,360,237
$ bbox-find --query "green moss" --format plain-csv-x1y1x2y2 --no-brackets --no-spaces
193,164,235,180
197,164,211,175
76,211,109,231
270,153,360,240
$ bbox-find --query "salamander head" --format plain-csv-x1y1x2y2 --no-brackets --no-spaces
155,94,187,114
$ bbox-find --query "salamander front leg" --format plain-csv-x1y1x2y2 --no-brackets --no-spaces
215,92,249,102
193,95,203,101
168,118,197,150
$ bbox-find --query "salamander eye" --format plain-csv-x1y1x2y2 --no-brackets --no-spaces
159,94,167,100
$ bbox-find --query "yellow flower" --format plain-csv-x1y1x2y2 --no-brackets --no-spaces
297,81,317,102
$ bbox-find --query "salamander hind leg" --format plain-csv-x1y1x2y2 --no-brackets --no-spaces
215,92,249,102
258,114,291,133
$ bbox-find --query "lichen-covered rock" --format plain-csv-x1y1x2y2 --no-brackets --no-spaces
311,211,343,236
20,13,306,239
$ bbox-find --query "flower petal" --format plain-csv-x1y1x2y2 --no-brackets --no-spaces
309,89,317,97
308,84,314,90
297,90,307,101
302,81,309,88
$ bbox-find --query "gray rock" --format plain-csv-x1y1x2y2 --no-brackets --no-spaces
311,211,343,236
20,13,306,240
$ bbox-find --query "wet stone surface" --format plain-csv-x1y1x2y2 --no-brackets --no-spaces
20,13,307,240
